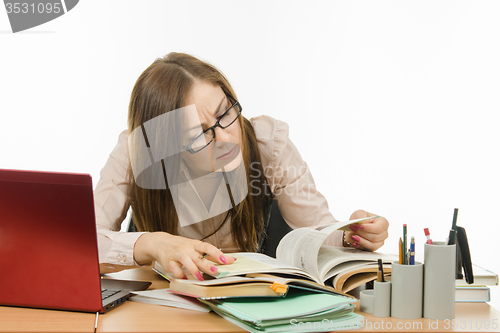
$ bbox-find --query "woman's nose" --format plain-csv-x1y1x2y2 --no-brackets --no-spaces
213,126,230,145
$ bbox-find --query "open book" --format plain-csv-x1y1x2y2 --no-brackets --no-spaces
155,216,397,296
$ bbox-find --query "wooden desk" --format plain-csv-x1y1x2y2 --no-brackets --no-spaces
100,267,500,333
98,267,242,333
0,306,96,333
1,267,499,333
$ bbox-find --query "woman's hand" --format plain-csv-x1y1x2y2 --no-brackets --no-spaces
133,232,236,280
344,210,389,251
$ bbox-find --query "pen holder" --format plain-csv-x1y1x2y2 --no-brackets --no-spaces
423,242,456,320
373,281,391,317
391,261,423,319
359,290,374,314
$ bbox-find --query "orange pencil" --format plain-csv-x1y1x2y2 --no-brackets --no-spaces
399,237,403,264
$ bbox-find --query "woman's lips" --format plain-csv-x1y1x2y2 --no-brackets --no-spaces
217,146,237,160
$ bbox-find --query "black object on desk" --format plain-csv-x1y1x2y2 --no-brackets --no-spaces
455,226,474,284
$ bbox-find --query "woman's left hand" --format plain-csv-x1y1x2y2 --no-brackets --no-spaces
344,210,389,251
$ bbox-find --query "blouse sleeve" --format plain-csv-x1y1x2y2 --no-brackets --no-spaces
251,116,344,247
94,130,148,273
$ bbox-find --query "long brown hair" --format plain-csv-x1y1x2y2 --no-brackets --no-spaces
127,52,271,251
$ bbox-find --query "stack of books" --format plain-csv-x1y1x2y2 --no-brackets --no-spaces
455,264,498,303
149,217,398,331
200,288,363,333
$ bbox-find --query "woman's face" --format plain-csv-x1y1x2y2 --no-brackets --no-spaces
181,80,243,177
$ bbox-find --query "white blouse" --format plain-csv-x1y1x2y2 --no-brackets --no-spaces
94,115,343,273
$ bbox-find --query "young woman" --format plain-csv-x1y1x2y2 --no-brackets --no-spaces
94,52,389,280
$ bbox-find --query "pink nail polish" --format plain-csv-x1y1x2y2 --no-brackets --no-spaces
220,255,228,264
356,224,364,229
349,225,357,232
352,243,358,247
195,271,204,281
182,275,188,280
352,235,360,242
210,266,217,273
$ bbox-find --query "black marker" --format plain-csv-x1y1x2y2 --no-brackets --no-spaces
447,208,459,245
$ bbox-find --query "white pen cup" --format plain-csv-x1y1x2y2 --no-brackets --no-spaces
373,281,391,317
391,261,423,319
360,290,374,314
423,242,456,320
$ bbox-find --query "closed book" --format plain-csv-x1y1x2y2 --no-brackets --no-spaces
168,274,353,300
456,264,498,286
455,285,490,303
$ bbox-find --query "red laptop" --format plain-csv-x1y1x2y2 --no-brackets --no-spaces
0,169,150,313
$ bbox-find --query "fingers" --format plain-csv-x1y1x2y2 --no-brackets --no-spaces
194,242,235,266
177,252,211,281
361,217,389,235
166,260,186,279
346,216,389,251
346,231,385,251
160,240,236,282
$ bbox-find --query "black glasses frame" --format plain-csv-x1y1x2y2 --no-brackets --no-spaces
186,96,242,154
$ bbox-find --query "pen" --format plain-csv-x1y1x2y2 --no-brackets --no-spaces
403,224,407,265
424,228,433,245
399,237,403,265
448,208,458,245
94,312,99,333
378,259,385,282
410,236,415,265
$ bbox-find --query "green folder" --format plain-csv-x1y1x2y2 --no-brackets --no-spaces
212,307,363,333
201,288,363,332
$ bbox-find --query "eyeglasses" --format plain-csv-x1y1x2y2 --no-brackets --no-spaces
186,96,242,154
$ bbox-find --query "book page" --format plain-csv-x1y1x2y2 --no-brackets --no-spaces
318,216,380,235
276,216,382,283
321,260,379,280
172,276,259,286
331,263,391,291
215,252,313,279
130,289,210,312
317,246,398,280
275,228,326,281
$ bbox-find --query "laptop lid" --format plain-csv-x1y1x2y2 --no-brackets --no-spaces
0,169,107,312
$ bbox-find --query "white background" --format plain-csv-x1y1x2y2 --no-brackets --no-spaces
1,1,499,311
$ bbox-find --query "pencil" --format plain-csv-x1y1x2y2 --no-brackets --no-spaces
378,259,385,282
399,237,403,265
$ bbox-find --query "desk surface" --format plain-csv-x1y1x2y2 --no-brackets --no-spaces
1,267,499,333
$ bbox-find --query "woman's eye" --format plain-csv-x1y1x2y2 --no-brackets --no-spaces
219,108,230,118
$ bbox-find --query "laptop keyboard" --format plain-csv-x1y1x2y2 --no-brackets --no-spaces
101,288,121,300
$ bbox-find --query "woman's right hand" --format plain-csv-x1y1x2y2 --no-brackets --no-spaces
133,232,236,281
